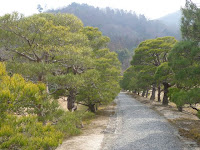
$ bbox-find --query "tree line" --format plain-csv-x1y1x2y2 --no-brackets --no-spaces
121,0,200,116
47,2,180,70
0,13,120,149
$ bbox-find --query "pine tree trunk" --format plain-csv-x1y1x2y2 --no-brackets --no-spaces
146,90,149,98
158,85,161,102
95,104,98,111
150,85,156,100
67,89,76,111
162,82,169,105
38,75,43,82
142,90,145,97
89,104,96,113
178,106,183,112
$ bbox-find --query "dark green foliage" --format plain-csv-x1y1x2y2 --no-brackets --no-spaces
120,66,135,91
127,36,177,101
169,88,200,109
168,41,200,109
116,49,131,69
76,27,121,112
116,49,130,63
0,13,120,112
47,3,180,70
0,11,120,149
155,62,172,83
181,0,200,41
166,1,200,112
168,41,200,87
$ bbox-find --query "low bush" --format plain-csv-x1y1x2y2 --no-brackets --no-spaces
0,111,95,150
0,63,96,149
0,115,63,150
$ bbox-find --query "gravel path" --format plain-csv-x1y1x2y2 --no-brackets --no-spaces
101,92,190,150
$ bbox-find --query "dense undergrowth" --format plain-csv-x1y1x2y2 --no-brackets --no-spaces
0,111,95,150
0,62,95,150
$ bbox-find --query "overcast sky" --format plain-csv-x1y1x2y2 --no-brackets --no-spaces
0,0,196,19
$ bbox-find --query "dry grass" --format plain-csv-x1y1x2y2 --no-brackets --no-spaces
174,119,200,144
96,102,116,117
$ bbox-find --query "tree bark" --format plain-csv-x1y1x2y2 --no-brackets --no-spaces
150,84,156,100
67,89,77,111
88,104,96,113
162,82,170,105
157,85,161,102
178,106,182,112
95,104,98,111
38,75,43,82
142,90,145,97
146,90,149,98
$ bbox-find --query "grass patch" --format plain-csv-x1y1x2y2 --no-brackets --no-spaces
0,110,96,150
179,128,200,144
172,119,200,145
96,102,116,117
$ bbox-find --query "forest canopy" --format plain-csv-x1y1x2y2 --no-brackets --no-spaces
47,2,181,70
0,12,120,149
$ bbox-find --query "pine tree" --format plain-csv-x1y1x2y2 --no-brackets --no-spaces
181,0,200,42
130,36,177,102
168,0,200,112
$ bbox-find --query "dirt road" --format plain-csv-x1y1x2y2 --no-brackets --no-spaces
101,92,191,150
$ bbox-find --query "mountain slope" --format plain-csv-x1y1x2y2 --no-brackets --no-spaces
158,10,181,40
159,10,181,27
47,3,180,70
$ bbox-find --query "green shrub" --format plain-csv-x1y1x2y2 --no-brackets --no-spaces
54,111,95,137
0,115,63,150
55,112,82,136
81,111,95,121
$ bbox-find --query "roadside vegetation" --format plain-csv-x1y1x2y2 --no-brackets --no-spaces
0,62,96,149
0,12,120,149
121,0,200,117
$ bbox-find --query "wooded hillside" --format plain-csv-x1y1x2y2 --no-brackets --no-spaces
47,3,180,70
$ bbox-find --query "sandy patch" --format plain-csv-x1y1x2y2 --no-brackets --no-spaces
57,97,68,110
56,104,116,150
56,117,106,150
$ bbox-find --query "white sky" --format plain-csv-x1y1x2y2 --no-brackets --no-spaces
0,0,198,19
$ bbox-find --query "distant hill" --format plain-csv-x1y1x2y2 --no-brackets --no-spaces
158,10,181,40
158,10,181,27
47,3,181,70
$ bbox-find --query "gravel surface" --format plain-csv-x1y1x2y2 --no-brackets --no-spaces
101,92,191,150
